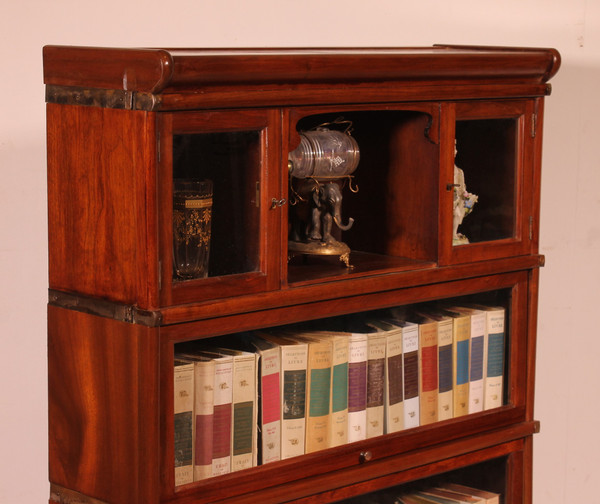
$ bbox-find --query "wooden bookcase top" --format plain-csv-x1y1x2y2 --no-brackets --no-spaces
43,45,561,110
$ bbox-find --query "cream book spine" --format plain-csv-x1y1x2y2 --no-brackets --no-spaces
279,340,308,459
192,357,215,481
380,321,404,434
366,331,386,438
304,337,332,453
173,359,195,486
458,308,485,414
347,332,368,443
227,350,258,472
436,316,454,421
469,309,486,414
448,311,470,418
251,337,281,464
210,354,234,476
328,333,349,447
417,317,438,425
482,307,505,410
400,321,420,429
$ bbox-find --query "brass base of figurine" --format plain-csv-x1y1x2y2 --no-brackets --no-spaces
452,233,470,246
288,240,353,269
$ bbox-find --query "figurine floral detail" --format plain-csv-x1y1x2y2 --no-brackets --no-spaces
452,142,478,245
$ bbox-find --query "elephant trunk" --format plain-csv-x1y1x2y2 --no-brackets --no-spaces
334,213,354,231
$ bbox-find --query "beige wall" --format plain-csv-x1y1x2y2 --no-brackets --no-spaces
0,1,596,502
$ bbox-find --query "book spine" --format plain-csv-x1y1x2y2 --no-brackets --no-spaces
484,309,505,410
231,355,257,472
437,319,454,421
468,311,486,414
193,360,215,481
453,316,470,417
330,336,349,447
348,334,368,442
366,333,386,438
385,331,404,434
419,321,438,425
280,344,307,459
174,360,195,486
212,359,233,476
402,325,420,429
258,348,281,463
305,341,332,453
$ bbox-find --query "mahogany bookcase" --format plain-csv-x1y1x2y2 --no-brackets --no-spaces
44,44,560,504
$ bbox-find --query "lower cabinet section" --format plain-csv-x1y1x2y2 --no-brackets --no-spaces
48,271,536,504
339,450,511,504
167,431,534,503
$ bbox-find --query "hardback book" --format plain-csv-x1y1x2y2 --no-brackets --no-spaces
329,333,349,447
476,306,506,410
304,331,350,448
174,350,216,482
368,319,404,434
347,331,368,443
366,329,386,438
417,311,453,421
394,319,420,429
258,332,308,459
214,348,258,472
468,309,486,414
443,309,470,418
420,487,483,503
191,356,216,480
203,351,234,476
173,359,195,486
450,307,485,414
436,315,454,421
413,315,439,425
295,334,333,453
249,335,281,464
440,484,500,504
397,493,449,504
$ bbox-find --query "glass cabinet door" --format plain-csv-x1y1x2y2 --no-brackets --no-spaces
440,100,538,265
158,110,281,306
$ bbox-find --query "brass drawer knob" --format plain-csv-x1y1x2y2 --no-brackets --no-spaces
359,451,372,463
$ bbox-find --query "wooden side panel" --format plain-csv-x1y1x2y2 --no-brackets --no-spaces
47,104,159,309
48,305,160,504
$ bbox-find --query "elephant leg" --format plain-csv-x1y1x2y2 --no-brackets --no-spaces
322,212,333,242
309,207,322,241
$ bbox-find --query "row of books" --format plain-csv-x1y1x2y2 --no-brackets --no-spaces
173,304,505,486
394,483,500,504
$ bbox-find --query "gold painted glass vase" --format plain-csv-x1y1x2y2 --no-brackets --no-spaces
173,179,213,280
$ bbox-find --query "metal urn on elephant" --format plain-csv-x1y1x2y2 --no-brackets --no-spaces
288,124,360,268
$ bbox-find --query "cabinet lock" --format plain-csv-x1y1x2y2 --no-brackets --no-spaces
270,198,287,209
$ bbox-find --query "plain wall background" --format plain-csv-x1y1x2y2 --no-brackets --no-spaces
1,1,597,502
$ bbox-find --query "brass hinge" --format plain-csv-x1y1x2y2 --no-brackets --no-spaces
529,216,534,240
531,113,537,138
45,85,161,111
158,260,162,291
48,290,162,327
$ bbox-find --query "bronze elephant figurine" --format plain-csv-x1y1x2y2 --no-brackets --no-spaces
291,180,354,244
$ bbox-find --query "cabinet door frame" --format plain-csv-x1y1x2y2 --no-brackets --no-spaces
439,100,537,265
157,109,282,306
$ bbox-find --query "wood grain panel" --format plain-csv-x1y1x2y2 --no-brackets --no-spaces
47,104,159,308
48,305,160,503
